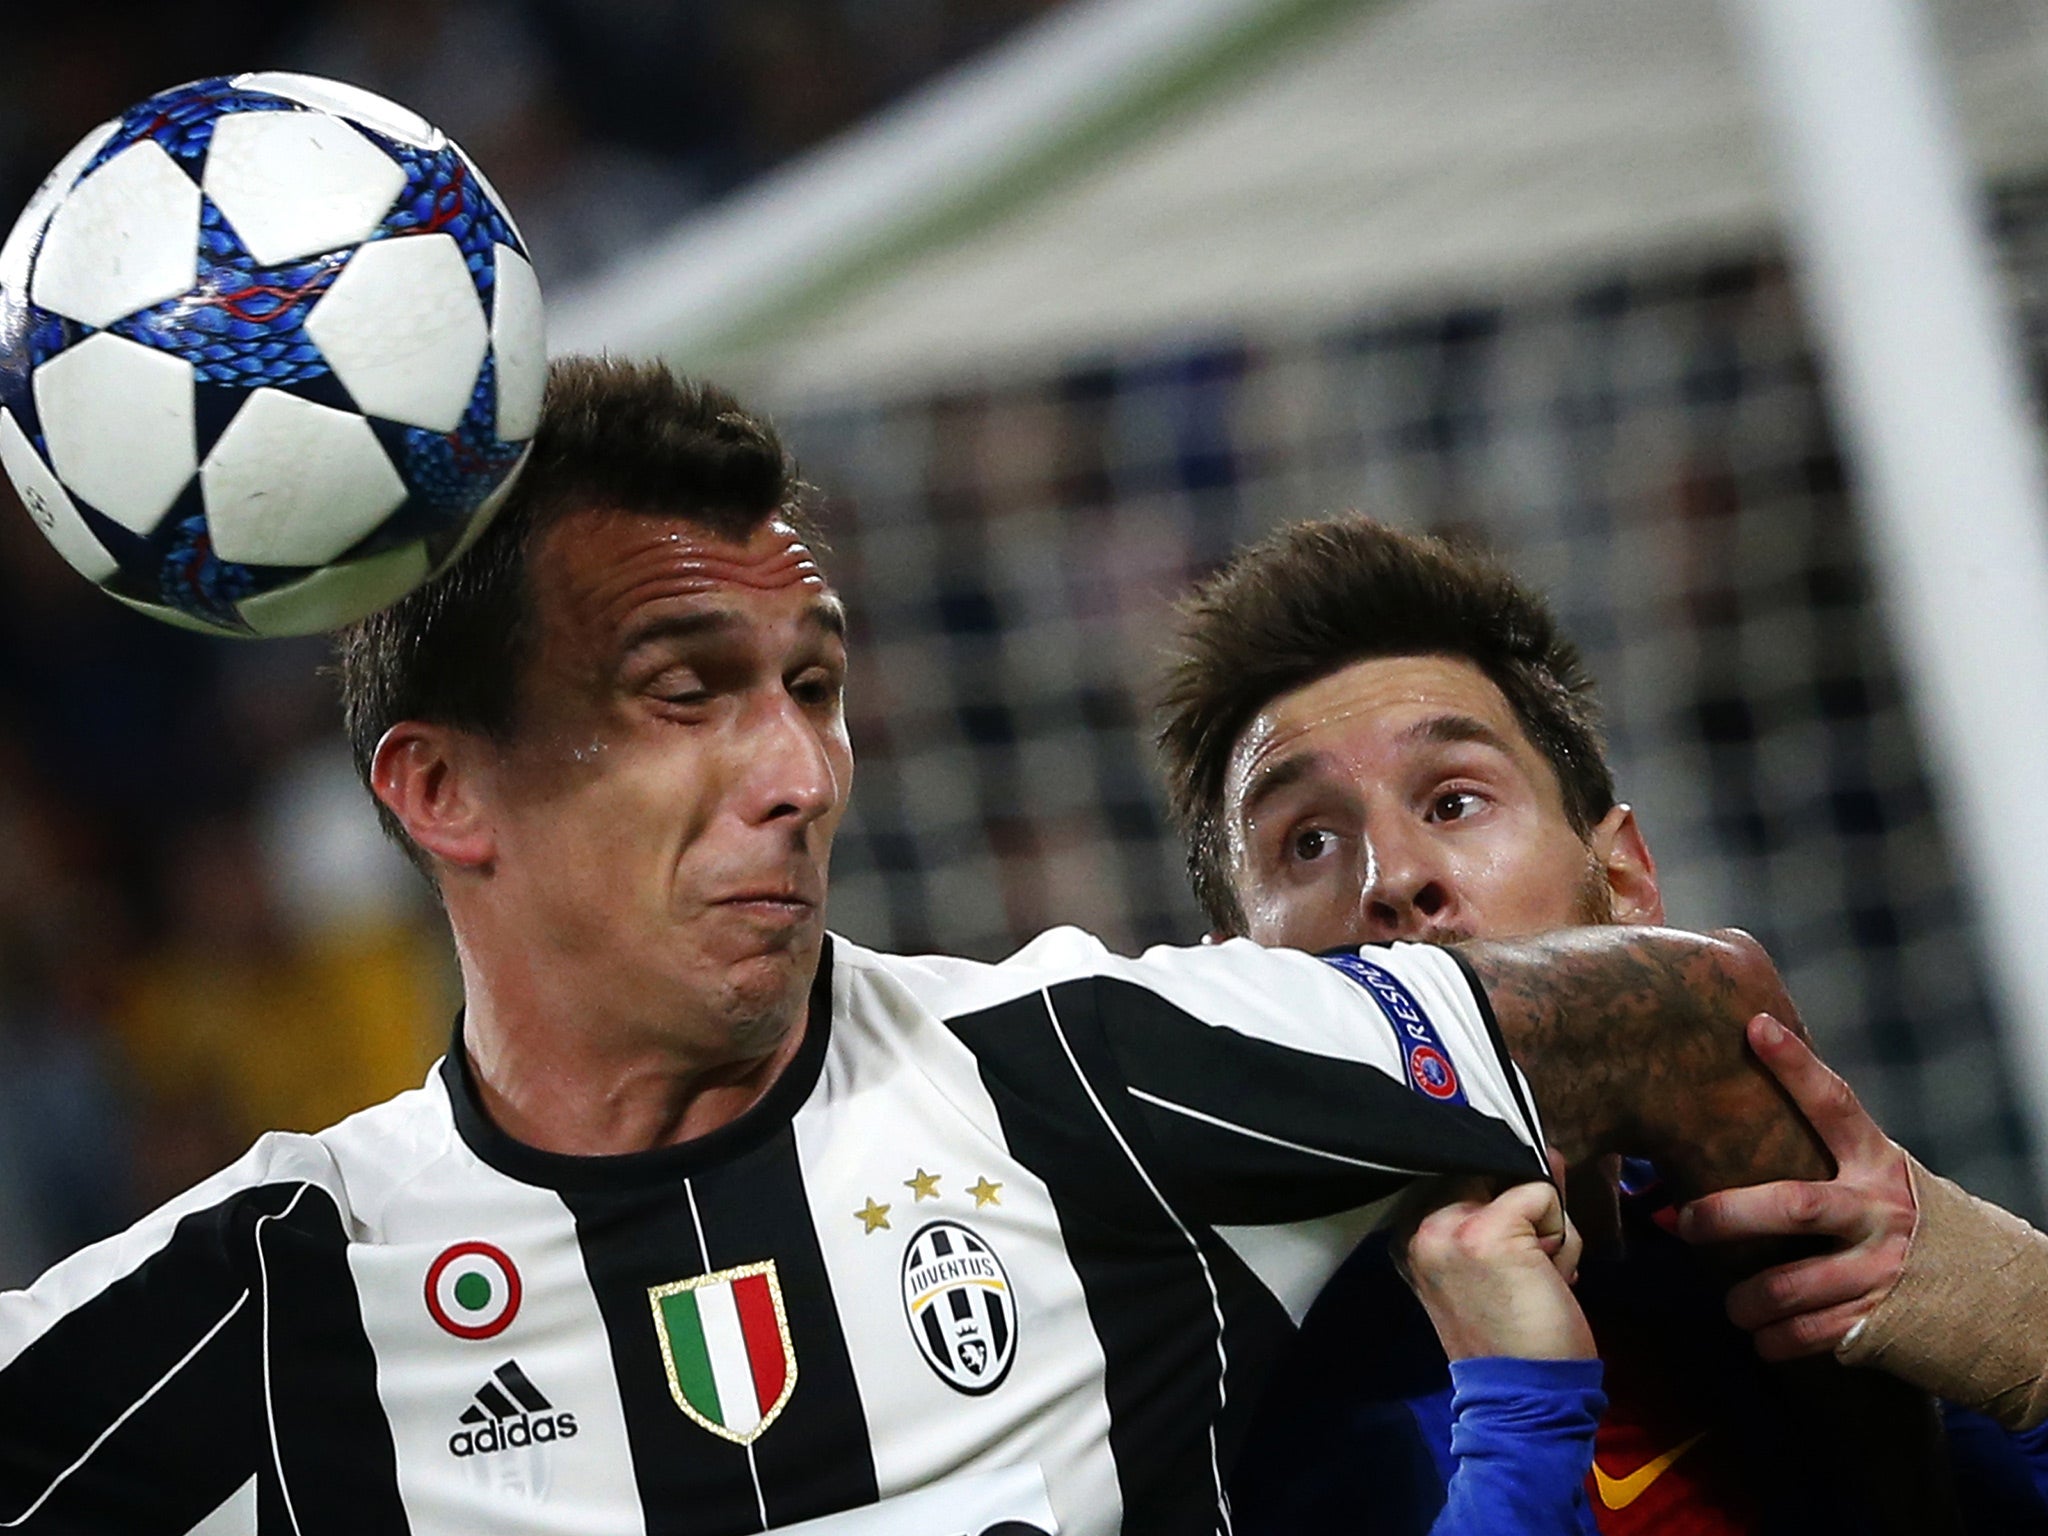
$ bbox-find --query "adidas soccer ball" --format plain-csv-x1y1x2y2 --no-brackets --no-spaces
0,73,545,637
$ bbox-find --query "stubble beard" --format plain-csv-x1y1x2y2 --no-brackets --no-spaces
1418,843,1616,950
1572,845,1616,927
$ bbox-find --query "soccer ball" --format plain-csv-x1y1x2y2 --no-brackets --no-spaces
0,73,545,637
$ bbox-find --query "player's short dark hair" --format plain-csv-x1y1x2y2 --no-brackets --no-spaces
333,355,811,871
1155,517,1614,934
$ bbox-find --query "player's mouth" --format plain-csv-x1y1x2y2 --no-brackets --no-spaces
714,889,819,922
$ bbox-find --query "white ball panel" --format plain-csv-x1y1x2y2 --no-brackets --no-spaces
201,389,407,564
0,118,120,297
230,74,442,151
237,539,432,636
203,111,407,266
0,406,118,583
34,332,195,534
30,141,200,328
306,233,487,432
109,590,239,635
490,246,545,442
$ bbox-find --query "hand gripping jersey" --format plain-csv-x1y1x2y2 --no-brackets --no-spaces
0,930,1544,1536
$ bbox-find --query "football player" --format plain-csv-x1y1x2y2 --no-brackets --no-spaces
1156,515,2048,1532
0,365,1856,1536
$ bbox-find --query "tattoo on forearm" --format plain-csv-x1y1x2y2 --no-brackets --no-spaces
1462,928,1831,1196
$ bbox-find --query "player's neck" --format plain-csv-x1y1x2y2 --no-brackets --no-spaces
451,929,814,1157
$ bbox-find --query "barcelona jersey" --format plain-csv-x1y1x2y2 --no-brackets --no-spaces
1232,1164,2048,1533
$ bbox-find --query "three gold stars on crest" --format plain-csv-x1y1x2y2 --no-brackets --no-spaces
854,1168,1003,1233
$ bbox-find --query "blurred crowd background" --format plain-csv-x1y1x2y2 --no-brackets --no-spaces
4,0,2048,1289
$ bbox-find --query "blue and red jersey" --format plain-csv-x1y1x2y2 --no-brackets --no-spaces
1230,1164,2048,1533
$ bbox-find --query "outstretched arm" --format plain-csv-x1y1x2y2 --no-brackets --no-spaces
1457,926,1831,1197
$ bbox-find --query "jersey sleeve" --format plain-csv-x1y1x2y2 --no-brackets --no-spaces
912,928,1548,1320
0,1137,339,1534
1435,1358,1606,1536
1083,936,1549,1225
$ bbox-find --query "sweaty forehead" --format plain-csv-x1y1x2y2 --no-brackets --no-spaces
537,510,831,639
1225,654,1530,809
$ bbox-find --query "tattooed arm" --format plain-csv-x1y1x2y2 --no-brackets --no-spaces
1458,926,1962,1535
1458,926,1832,1197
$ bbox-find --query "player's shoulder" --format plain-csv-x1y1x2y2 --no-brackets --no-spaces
833,928,1472,1006
830,925,1130,1021
1,1076,456,1345
139,1069,457,1227
829,926,1406,1024
309,1066,455,1151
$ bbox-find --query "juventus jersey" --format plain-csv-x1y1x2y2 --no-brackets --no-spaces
0,928,1546,1536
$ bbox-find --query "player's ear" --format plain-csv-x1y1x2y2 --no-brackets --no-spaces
1590,804,1662,924
371,722,497,871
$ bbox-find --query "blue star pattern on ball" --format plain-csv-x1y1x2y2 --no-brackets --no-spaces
81,76,297,183
68,489,283,635
398,355,528,539
0,299,77,458
376,138,526,285
158,512,266,626
111,200,344,390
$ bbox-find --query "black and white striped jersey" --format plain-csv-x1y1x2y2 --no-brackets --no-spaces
0,928,1546,1536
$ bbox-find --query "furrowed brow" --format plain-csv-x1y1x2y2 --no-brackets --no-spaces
1400,713,1522,759
1238,752,1323,825
620,611,741,657
804,597,848,641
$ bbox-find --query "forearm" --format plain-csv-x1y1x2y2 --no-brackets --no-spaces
1459,926,1830,1196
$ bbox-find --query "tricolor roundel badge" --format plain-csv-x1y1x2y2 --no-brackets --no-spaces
649,1261,797,1445
425,1241,522,1339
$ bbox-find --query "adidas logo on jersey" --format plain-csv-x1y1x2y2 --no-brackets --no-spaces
448,1361,579,1457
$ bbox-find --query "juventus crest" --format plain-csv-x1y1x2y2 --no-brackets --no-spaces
900,1221,1017,1395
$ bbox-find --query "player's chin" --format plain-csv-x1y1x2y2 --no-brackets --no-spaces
715,930,824,1033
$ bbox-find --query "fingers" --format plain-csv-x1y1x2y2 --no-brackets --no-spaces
1400,1178,1596,1361
1405,1180,1566,1275
1411,1180,1543,1249
1748,1297,1874,1361
1747,1013,1887,1167
1679,1177,1884,1247
1722,1245,1901,1333
1490,1179,1568,1247
1552,1207,1584,1286
1666,1020,1918,1372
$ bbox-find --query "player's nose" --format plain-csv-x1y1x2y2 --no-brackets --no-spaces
1357,818,1458,942
738,692,842,829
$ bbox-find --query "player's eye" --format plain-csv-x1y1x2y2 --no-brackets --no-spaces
646,668,711,707
1290,827,1335,863
1428,790,1483,823
790,668,844,709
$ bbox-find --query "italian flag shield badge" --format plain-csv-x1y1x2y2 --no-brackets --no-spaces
648,1261,798,1444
